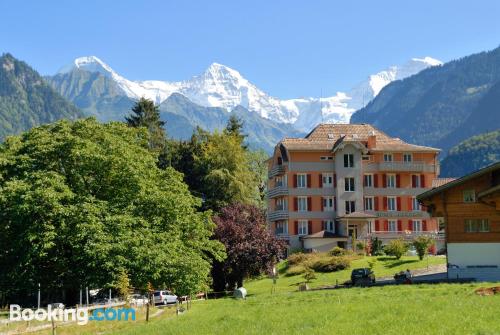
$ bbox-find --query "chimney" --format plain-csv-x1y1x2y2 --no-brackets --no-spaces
367,134,377,149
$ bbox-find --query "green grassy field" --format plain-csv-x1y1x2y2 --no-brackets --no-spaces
14,256,500,335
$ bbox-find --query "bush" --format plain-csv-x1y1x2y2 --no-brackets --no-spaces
329,246,348,256
356,241,366,253
413,236,435,260
370,237,384,256
285,264,308,276
287,252,312,266
384,239,409,260
303,268,317,283
310,256,351,273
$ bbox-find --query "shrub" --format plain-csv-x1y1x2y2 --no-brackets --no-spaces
370,237,384,256
310,256,351,273
287,252,312,266
303,268,317,283
384,239,409,260
413,235,435,260
285,264,308,276
329,246,347,256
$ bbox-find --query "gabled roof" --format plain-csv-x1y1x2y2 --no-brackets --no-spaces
432,178,457,188
417,161,500,201
279,123,440,152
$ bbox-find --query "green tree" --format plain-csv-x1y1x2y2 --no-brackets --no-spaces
0,118,225,305
224,114,246,146
384,239,409,260
168,127,261,212
126,97,166,151
413,236,435,261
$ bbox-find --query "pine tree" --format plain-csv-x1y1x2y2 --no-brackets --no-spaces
126,97,166,151
224,114,246,147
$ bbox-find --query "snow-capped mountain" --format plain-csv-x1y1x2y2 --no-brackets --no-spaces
58,56,442,131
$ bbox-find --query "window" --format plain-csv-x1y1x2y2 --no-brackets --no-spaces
276,198,287,211
344,154,354,168
403,153,412,162
345,177,355,192
297,197,308,211
367,220,374,234
388,220,397,232
322,173,333,188
364,174,373,187
412,197,421,211
463,190,476,203
297,174,307,188
298,220,308,235
465,219,490,233
324,220,335,232
275,176,284,187
384,153,393,162
387,197,396,211
364,197,374,211
412,220,422,232
345,201,356,214
386,174,396,188
412,175,421,188
275,221,288,235
323,197,335,211
362,155,370,161
320,156,333,160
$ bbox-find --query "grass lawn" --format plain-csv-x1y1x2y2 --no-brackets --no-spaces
17,256,500,334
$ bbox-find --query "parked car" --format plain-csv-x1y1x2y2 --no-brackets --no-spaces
351,268,375,286
49,302,65,309
153,290,177,305
406,246,417,256
128,294,149,306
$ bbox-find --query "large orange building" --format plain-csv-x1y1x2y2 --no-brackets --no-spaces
267,124,443,252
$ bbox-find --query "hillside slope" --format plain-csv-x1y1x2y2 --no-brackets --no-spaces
0,53,83,140
440,130,500,177
350,46,500,153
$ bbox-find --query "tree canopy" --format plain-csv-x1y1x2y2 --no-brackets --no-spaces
126,97,166,151
0,118,225,304
167,119,263,211
211,203,286,291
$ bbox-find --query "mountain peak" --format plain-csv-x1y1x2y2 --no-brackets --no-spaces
410,56,443,66
203,62,243,80
58,56,115,76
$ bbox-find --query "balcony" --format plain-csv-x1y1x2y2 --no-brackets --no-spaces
368,231,444,240
268,210,289,222
268,165,286,178
364,161,438,173
267,186,289,198
373,211,428,218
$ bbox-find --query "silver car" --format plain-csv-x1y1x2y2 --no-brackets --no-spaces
153,290,177,305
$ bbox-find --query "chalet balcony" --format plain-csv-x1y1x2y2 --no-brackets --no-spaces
364,161,439,173
267,185,289,198
268,165,286,178
268,210,289,222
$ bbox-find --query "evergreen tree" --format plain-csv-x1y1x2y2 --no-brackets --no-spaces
224,114,246,147
126,97,166,151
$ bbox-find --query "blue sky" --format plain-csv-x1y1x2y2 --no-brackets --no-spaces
1,0,500,98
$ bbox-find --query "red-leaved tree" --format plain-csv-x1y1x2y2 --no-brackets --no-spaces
212,203,286,291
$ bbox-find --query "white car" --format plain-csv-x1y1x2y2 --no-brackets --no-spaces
153,290,177,305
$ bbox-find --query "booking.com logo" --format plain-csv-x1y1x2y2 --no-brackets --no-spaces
10,305,136,325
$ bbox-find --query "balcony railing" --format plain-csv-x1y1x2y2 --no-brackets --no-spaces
368,231,444,240
267,186,289,198
365,161,438,173
268,210,289,222
268,165,286,178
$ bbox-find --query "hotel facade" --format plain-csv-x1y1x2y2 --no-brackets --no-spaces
267,124,444,252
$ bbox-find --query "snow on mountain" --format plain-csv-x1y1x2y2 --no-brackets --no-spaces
58,56,442,131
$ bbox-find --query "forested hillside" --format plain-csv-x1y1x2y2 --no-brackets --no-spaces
351,46,500,154
440,130,500,177
0,53,83,140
